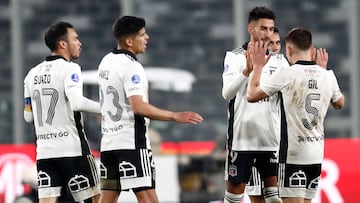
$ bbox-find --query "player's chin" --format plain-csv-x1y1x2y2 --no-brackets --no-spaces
72,54,80,60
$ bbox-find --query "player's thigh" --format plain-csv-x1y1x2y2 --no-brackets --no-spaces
99,190,119,203
39,197,57,203
134,188,159,203
282,197,305,203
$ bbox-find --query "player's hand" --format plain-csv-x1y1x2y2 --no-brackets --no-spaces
315,48,328,69
251,40,271,70
173,112,203,124
243,43,254,77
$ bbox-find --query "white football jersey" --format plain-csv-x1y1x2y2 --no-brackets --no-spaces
222,45,289,151
98,49,150,151
24,56,91,160
261,61,343,164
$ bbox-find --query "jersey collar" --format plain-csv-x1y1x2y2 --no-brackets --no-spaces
294,60,316,65
112,49,138,61
45,55,68,61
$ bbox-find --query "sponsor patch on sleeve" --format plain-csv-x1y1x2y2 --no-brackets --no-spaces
131,74,140,84
71,73,80,82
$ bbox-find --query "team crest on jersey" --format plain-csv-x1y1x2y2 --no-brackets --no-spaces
228,164,237,177
71,73,80,82
131,74,140,84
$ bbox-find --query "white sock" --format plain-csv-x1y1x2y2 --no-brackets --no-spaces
264,186,282,203
223,191,244,203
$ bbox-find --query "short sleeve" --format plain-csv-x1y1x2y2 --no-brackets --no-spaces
327,70,343,102
24,72,31,98
64,63,83,94
123,62,146,97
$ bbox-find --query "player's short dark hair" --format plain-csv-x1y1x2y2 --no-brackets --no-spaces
285,27,312,51
112,16,146,41
44,22,73,52
248,6,275,24
273,27,279,34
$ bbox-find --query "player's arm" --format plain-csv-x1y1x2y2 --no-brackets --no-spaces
23,77,34,123
128,95,203,124
65,66,100,113
66,88,100,113
247,41,271,102
328,70,345,110
222,51,251,100
23,97,34,123
331,95,345,110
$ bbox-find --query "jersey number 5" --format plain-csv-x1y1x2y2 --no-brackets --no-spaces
302,93,320,130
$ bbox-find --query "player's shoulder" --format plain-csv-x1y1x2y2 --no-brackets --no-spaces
230,47,246,55
25,61,45,78
49,57,81,71
224,47,246,62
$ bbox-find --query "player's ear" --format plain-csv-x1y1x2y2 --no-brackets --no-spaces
125,37,133,47
287,45,292,57
286,45,293,63
58,40,67,49
247,23,253,35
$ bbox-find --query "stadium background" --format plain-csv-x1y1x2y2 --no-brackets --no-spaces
0,0,359,202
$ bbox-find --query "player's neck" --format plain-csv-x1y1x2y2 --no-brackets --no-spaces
51,52,70,61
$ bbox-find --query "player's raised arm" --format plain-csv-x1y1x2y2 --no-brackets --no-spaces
247,40,271,102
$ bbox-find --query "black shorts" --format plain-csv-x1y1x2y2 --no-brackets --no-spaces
100,148,156,192
36,154,100,201
225,150,278,185
278,163,321,199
